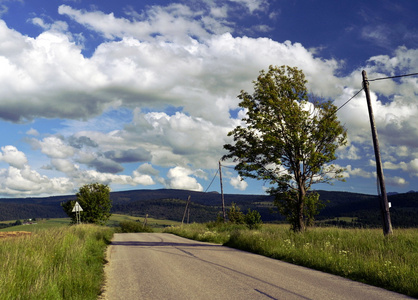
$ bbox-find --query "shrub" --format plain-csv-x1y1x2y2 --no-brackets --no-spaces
244,208,263,229
119,220,153,233
227,202,245,224
227,203,263,229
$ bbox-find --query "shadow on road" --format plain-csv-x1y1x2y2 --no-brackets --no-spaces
111,241,223,247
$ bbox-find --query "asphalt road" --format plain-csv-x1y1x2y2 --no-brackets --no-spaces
101,233,412,300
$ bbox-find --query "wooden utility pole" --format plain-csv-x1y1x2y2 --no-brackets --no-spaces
219,161,226,222
362,70,393,235
182,195,191,225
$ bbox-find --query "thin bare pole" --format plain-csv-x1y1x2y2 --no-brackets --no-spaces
182,195,191,225
219,161,226,222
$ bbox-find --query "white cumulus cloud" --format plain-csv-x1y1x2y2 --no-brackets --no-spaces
230,175,248,191
164,166,203,191
0,145,28,169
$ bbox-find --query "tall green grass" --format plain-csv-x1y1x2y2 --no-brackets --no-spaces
0,224,113,300
165,222,244,244
165,223,418,298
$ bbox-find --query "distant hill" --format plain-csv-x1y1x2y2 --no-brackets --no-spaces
315,191,418,228
0,189,417,227
110,189,277,223
110,189,271,206
0,195,74,221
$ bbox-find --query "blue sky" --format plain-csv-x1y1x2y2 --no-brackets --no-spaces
0,0,417,197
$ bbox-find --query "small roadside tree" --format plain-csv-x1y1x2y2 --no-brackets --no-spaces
244,208,263,230
223,65,347,232
62,183,112,225
227,202,245,224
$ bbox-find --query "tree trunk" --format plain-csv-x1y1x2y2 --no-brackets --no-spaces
296,197,305,232
296,177,306,232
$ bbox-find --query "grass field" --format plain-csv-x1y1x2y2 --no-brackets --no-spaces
0,214,181,232
165,223,418,298
0,224,113,300
0,218,71,232
0,214,180,299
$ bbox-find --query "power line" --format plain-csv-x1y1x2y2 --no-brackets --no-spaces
320,87,363,122
331,72,418,115
334,88,364,114
204,169,219,193
368,72,418,82
221,165,236,169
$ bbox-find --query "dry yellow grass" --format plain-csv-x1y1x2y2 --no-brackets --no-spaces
0,231,32,239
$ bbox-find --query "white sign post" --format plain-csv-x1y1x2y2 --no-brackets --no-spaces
72,201,83,225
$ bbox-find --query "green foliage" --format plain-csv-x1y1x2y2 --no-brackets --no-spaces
165,222,244,244
216,212,225,223
244,208,263,229
223,65,347,232
274,191,325,231
119,220,154,233
0,225,113,300
304,193,326,226
62,183,112,225
227,203,262,229
227,202,245,224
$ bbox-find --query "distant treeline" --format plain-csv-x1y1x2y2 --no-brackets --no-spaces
0,189,417,228
0,203,66,222
316,191,418,228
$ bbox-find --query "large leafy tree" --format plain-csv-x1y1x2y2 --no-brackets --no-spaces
62,183,112,225
223,65,347,232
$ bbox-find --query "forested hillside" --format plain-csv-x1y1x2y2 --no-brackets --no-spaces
316,191,418,227
0,189,417,227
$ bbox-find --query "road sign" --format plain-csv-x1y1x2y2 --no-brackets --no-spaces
72,201,83,212
72,201,83,224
